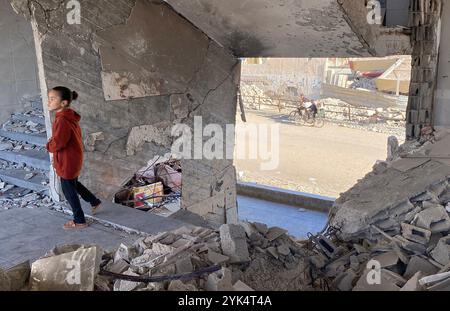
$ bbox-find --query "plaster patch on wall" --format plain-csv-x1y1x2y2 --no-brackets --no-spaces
126,122,173,156
101,71,166,100
95,0,209,101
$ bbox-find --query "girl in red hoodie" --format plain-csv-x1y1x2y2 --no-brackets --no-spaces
46,86,102,230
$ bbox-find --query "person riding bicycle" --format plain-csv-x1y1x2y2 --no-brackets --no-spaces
305,101,318,120
297,93,310,116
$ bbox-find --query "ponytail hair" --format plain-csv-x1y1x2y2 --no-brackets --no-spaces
52,86,78,105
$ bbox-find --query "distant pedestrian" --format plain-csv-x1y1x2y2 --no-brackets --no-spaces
46,86,102,230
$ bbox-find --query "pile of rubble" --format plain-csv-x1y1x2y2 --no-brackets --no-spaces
304,129,450,291
0,105,53,211
320,97,406,138
1,222,313,291
0,188,56,211
349,77,377,91
95,222,311,291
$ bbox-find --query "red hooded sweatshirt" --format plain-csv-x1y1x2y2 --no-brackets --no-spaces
46,109,83,180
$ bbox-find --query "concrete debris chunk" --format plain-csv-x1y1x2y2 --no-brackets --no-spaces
335,269,357,291
400,272,423,291
277,244,291,256
0,142,14,151
114,270,145,291
105,259,129,274
168,280,198,291
232,280,254,291
372,251,400,268
207,250,229,265
265,227,288,241
394,235,427,255
5,261,31,291
205,267,233,291
219,224,250,263
404,256,439,279
430,236,450,266
252,222,269,235
114,243,137,263
415,205,450,233
266,247,279,259
175,257,193,274
0,268,11,291
30,245,103,291
239,222,258,238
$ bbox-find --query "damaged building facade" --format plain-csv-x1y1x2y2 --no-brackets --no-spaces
1,0,448,227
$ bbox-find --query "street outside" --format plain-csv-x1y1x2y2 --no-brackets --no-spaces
235,108,405,198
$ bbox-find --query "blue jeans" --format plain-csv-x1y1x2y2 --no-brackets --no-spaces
60,178,102,224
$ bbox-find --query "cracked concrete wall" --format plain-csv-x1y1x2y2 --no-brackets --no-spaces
0,0,39,123
12,0,240,224
165,0,412,57
338,0,412,57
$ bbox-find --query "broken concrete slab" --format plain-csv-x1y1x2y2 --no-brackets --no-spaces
175,257,193,274
240,222,258,238
431,236,450,266
253,222,269,235
336,269,357,292
114,243,138,263
205,267,233,291
265,227,288,241
207,250,229,265
105,259,130,275
353,268,401,291
233,280,254,291
390,158,430,173
372,251,401,268
0,142,13,151
404,256,439,279
168,280,198,291
266,247,279,260
331,161,450,241
277,244,291,256
5,261,31,291
400,271,423,291
219,224,250,263
0,268,11,291
114,270,145,291
30,246,103,291
394,235,427,255
415,205,450,233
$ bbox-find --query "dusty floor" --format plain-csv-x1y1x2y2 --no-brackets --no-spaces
0,208,140,269
235,109,403,197
238,195,328,238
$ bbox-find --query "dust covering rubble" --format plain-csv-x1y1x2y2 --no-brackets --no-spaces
4,129,450,291
3,103,450,291
0,103,55,211
0,222,312,291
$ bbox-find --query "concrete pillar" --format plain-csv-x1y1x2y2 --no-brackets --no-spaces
434,1,450,128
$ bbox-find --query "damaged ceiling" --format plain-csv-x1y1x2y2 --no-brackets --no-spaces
164,0,372,57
